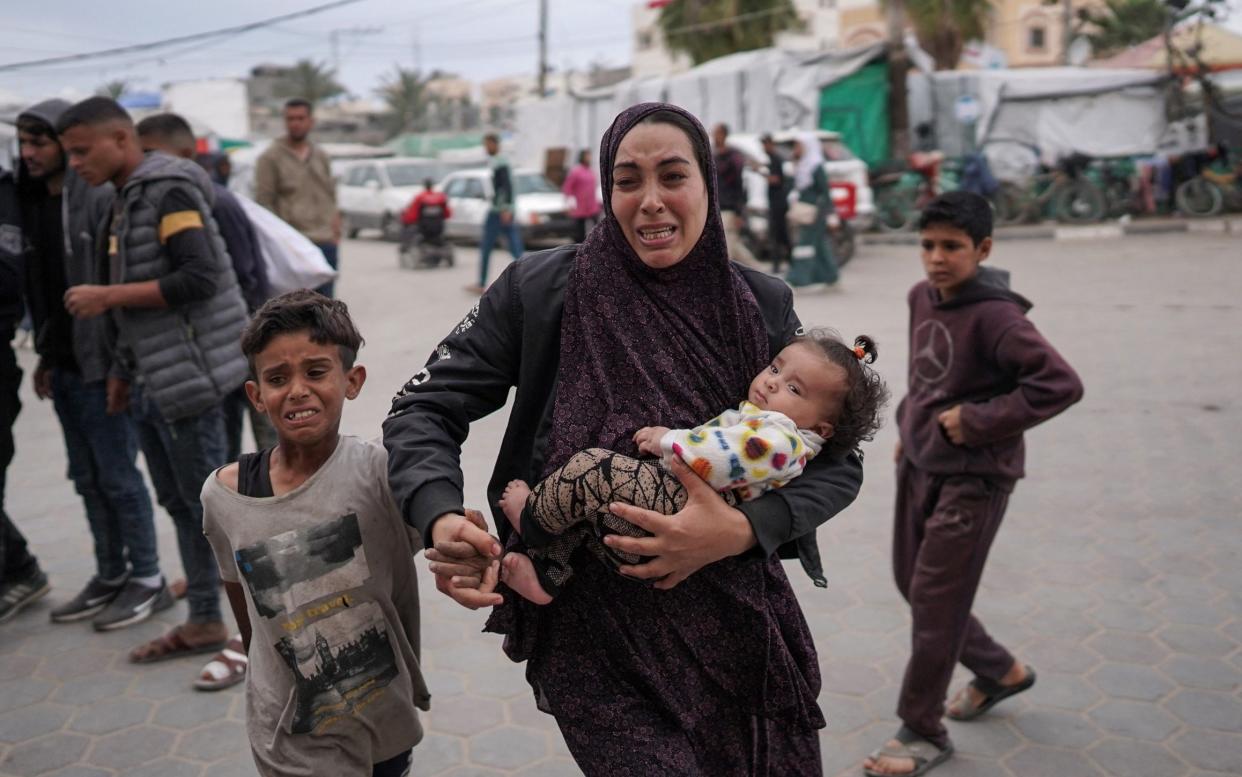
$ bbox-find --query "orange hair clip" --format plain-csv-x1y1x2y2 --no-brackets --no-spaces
853,345,866,360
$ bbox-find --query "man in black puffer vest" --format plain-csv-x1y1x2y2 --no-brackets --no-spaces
57,97,247,665
16,99,169,633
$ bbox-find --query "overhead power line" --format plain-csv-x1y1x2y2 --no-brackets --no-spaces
0,0,365,73
663,6,793,37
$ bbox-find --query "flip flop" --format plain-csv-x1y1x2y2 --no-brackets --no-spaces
194,635,248,691
864,726,954,777
129,625,228,665
947,665,1037,721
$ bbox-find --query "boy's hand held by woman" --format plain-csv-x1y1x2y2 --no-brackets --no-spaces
427,509,503,609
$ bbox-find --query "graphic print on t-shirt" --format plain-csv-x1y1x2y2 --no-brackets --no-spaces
236,514,399,734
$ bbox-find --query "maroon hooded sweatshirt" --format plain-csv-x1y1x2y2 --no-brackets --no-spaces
897,265,1083,482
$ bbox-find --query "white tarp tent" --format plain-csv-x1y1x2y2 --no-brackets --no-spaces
912,68,1171,161
977,68,1169,159
510,43,885,168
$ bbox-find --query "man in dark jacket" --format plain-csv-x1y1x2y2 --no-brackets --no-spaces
58,97,248,664
16,100,166,631
135,112,275,461
0,166,50,624
469,133,523,294
711,123,758,267
761,134,791,273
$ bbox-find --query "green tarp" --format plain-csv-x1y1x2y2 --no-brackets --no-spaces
819,61,890,167
386,131,484,157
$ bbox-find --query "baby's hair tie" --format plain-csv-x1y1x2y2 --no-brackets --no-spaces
853,345,866,360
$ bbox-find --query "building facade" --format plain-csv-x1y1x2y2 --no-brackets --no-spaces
632,0,1095,74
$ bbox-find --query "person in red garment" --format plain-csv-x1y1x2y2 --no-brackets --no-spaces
399,180,452,267
400,180,451,229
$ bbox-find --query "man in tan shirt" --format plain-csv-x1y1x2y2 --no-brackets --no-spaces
255,98,341,297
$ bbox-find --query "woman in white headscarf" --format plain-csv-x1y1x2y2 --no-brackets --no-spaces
785,132,839,288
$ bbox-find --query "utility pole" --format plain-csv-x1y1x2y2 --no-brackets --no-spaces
330,26,382,74
412,23,422,72
886,0,910,160
1061,0,1073,64
538,0,549,96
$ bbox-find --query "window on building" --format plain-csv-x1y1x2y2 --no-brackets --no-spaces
637,31,654,50
1029,26,1046,51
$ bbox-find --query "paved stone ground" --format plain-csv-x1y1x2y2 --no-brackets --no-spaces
1,231,1239,777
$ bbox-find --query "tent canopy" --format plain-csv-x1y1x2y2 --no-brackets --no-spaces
1092,23,1242,73
911,67,1171,160
510,43,886,168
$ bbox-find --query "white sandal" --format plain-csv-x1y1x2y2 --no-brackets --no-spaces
193,635,248,691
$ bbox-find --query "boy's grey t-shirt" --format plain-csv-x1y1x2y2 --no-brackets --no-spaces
202,435,430,776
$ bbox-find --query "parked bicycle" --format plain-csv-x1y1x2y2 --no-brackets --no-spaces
1174,146,1241,217
871,152,1023,232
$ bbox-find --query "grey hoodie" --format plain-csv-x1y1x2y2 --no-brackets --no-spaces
16,98,118,383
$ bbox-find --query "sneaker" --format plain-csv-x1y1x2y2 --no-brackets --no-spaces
0,568,51,624
93,578,174,632
49,576,126,623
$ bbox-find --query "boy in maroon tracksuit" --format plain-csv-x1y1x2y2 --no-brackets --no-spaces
864,192,1083,777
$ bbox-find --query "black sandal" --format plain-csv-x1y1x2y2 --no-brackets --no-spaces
947,665,1037,721
864,726,954,777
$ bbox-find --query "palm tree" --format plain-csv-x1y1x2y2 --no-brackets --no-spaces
657,0,800,66
96,79,129,100
376,66,430,135
901,0,994,70
1077,0,1167,58
277,59,345,105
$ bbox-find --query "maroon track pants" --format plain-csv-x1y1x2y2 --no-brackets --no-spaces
893,459,1017,747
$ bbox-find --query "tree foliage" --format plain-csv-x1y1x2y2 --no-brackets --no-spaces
900,0,994,70
657,0,800,66
96,79,129,100
276,59,345,104
377,66,430,134
376,67,479,135
1076,0,1168,58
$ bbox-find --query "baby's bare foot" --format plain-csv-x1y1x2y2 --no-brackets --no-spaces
500,553,553,605
498,480,532,533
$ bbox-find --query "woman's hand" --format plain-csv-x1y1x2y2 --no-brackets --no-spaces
426,509,504,609
604,457,756,590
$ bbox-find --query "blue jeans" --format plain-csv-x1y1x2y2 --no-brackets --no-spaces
130,386,226,623
315,242,339,298
52,370,160,581
478,211,523,288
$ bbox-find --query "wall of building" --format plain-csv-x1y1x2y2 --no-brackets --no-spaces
834,0,1100,69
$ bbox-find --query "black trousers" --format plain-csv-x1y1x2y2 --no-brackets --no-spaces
768,201,790,272
1,335,38,583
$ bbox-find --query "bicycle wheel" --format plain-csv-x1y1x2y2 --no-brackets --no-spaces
991,182,1029,226
1175,177,1224,217
876,187,918,232
1054,181,1106,224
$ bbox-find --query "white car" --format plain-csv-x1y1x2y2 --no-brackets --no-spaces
438,168,576,244
729,130,875,230
338,158,450,241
